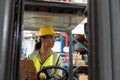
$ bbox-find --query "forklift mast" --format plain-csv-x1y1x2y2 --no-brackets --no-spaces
0,0,23,80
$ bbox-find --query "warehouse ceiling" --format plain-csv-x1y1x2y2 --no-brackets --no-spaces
23,0,87,32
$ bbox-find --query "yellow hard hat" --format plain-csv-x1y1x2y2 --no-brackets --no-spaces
38,25,55,36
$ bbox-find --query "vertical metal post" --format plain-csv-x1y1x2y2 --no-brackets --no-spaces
12,0,24,80
88,0,120,80
0,0,17,80
0,0,16,80
0,0,24,80
68,31,74,80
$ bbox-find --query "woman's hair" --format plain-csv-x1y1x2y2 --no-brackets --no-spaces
34,38,41,50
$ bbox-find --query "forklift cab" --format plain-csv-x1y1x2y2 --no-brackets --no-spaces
0,0,87,80
1,0,120,80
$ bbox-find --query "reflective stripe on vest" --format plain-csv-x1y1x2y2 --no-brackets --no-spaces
29,50,60,72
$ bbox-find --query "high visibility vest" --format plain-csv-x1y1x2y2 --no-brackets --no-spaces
29,50,60,72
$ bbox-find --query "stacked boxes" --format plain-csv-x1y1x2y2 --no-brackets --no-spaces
72,51,85,66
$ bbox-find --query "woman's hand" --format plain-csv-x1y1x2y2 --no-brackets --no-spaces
39,73,46,80
28,70,46,80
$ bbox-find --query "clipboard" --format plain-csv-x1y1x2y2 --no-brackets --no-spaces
20,60,36,80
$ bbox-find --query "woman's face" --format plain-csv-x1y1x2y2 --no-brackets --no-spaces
42,35,55,48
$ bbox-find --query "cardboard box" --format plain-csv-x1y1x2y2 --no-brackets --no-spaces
76,54,82,60
75,59,85,66
78,74,88,80
72,53,77,59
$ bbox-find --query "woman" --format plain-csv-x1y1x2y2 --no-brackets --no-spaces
28,25,62,79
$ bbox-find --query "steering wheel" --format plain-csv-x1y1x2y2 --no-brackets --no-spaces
37,66,69,80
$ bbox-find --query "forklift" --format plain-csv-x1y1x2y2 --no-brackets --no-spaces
0,0,87,80
1,0,120,80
